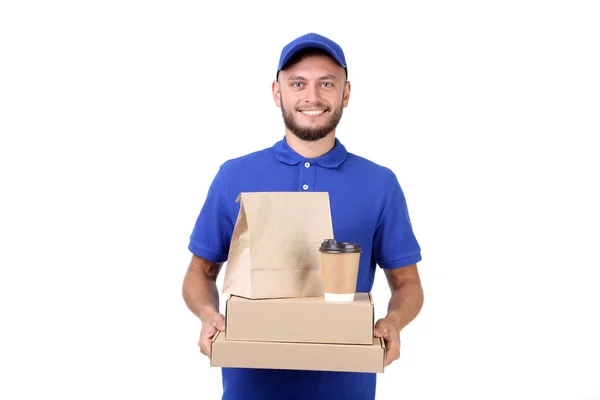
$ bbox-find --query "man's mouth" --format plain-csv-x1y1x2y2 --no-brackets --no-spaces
299,109,327,118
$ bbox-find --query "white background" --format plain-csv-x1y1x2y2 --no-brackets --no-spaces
1,1,599,399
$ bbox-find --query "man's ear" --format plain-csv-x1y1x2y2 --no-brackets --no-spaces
272,81,281,107
343,80,351,108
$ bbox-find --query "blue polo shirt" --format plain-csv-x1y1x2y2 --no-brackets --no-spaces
189,136,422,400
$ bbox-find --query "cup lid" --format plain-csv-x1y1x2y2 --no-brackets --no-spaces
319,239,362,253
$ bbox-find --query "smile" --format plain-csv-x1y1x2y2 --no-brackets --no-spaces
300,109,326,117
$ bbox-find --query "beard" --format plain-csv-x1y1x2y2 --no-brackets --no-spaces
281,100,344,142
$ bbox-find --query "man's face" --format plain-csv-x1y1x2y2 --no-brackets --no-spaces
273,54,350,142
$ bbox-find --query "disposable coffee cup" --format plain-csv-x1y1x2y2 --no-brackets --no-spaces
319,239,362,302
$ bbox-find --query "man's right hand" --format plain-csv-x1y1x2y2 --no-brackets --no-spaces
199,312,226,357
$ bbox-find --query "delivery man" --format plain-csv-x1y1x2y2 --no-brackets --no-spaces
182,32,424,400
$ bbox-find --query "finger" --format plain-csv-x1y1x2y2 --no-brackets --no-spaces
204,325,217,338
199,327,217,357
213,315,226,332
385,340,400,366
386,352,399,366
201,335,214,357
200,338,208,356
392,348,400,363
385,340,394,366
382,336,393,362
379,332,393,344
385,349,393,366
374,326,390,338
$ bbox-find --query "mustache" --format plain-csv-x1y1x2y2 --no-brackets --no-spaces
296,103,330,111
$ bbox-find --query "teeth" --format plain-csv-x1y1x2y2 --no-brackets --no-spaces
301,110,324,115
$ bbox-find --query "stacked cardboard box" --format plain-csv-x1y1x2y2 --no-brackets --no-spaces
209,192,386,373
210,293,385,373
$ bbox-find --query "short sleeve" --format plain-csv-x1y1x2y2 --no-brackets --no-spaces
373,173,422,269
188,166,234,263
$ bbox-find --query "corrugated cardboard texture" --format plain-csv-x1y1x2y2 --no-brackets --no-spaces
225,292,374,345
223,192,334,299
211,331,385,373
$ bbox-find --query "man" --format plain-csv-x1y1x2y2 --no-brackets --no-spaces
182,32,424,400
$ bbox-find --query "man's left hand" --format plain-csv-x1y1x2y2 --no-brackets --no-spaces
374,317,400,367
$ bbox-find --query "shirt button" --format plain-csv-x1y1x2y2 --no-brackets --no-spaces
302,184,309,190
304,162,311,168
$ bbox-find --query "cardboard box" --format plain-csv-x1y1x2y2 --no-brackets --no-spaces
211,331,385,373
225,292,374,345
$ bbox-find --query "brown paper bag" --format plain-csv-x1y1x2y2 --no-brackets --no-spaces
223,191,334,299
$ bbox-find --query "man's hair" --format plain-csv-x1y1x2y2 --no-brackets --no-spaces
278,48,348,81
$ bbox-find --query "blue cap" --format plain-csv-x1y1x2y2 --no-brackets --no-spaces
276,33,347,79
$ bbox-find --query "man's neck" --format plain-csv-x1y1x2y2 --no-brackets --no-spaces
285,131,336,159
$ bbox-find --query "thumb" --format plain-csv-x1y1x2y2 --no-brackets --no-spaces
214,315,226,332
374,323,389,338
374,326,385,337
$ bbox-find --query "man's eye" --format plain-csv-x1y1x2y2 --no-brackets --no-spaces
292,82,303,87
322,82,333,87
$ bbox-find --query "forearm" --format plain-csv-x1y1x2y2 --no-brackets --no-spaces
385,279,424,332
182,265,221,322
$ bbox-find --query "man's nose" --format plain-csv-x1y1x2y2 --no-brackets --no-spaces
304,83,321,103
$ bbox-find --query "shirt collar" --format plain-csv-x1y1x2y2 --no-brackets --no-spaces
273,136,348,169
